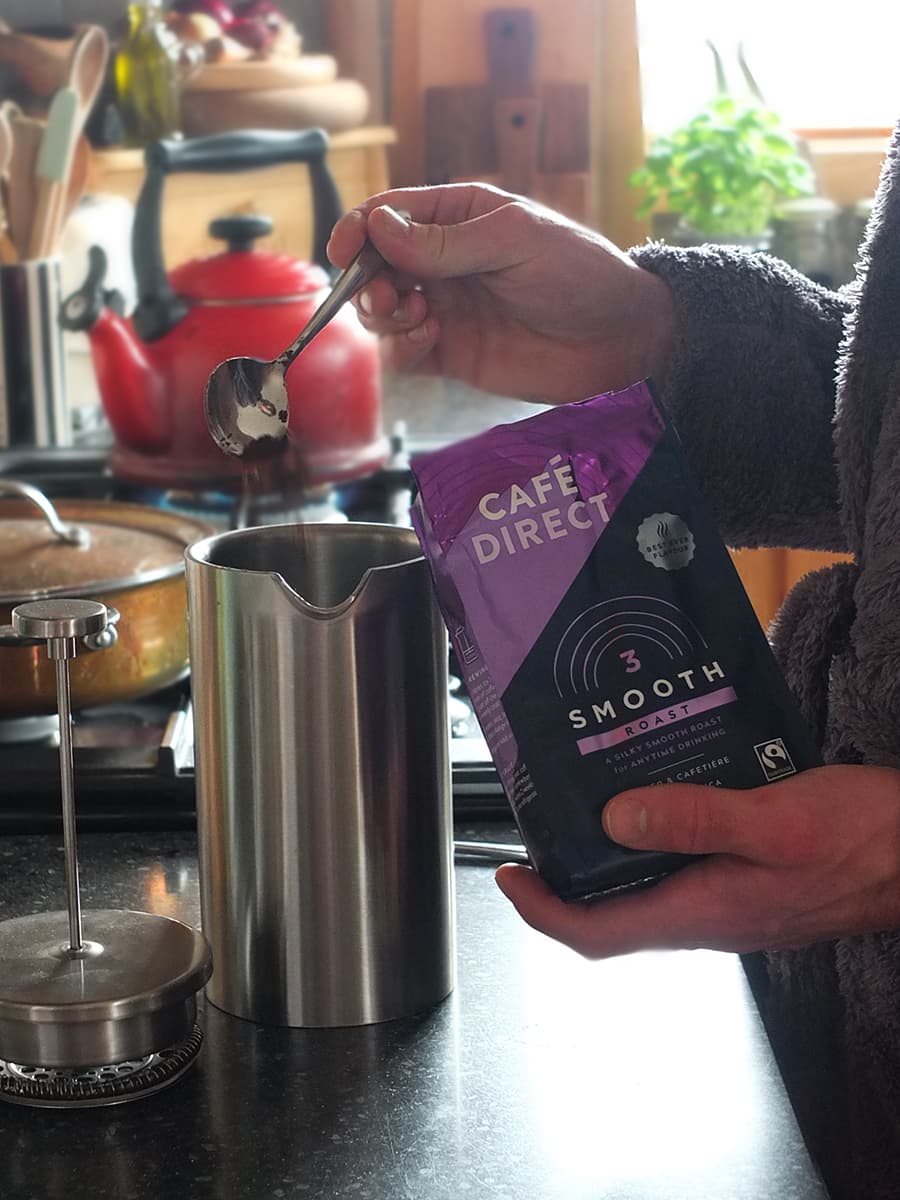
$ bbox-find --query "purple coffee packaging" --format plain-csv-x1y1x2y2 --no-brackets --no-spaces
411,380,821,901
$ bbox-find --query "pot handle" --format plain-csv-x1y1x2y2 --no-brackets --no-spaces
0,480,90,548
131,128,343,343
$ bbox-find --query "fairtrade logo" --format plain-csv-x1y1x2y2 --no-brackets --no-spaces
636,513,695,571
754,738,797,782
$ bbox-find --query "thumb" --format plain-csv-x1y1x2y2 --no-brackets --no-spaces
366,202,528,279
601,783,784,861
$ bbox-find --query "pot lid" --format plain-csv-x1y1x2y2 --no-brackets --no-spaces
169,213,332,303
0,486,211,603
169,249,330,304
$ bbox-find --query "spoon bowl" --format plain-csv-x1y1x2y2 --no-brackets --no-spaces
204,238,386,459
205,355,291,458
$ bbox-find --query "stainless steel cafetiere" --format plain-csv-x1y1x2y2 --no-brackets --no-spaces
185,522,455,1028
0,599,211,1109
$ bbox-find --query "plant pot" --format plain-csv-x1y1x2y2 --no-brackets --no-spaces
771,197,840,286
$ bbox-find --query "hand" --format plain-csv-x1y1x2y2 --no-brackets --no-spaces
326,183,675,406
495,765,900,956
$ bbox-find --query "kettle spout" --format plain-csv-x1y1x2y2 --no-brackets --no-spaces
85,309,171,452
60,246,171,452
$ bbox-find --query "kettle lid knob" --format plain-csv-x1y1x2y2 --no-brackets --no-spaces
209,214,274,253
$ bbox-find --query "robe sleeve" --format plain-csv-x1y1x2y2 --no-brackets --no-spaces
629,242,852,552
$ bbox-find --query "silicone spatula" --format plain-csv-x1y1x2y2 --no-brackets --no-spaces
27,85,77,259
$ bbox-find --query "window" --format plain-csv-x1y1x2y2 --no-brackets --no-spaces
637,0,898,134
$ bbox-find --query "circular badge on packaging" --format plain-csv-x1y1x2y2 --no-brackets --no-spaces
636,513,695,571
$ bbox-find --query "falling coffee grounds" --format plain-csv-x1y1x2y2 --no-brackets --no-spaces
411,380,821,901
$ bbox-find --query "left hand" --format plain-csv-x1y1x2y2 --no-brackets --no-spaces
495,765,900,956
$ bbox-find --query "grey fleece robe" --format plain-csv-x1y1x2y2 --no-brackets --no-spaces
630,123,900,1200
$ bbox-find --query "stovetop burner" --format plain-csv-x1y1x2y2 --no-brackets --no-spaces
158,482,348,529
0,714,59,745
0,443,414,529
0,442,504,832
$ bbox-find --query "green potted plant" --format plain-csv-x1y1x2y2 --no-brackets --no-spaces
630,51,815,248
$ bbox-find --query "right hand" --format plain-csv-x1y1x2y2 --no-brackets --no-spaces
326,183,675,406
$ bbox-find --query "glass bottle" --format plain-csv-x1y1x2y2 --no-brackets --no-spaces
114,0,183,144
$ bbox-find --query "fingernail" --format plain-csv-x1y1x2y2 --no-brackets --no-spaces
379,205,410,236
603,796,648,845
358,288,374,315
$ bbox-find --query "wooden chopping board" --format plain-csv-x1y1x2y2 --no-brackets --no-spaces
424,8,590,219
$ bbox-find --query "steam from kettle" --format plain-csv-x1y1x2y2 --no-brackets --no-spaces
204,239,387,458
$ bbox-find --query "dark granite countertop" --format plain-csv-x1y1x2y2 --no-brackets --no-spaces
0,827,828,1200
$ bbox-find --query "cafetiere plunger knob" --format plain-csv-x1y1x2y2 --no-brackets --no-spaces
0,599,212,1109
12,599,109,953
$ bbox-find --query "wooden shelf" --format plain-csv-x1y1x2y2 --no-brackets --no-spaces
86,126,397,264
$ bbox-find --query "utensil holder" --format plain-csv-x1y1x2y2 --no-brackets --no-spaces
0,257,70,448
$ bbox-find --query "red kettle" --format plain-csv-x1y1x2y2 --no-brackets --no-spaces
61,129,386,488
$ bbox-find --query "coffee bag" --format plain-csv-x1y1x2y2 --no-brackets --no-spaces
411,381,820,900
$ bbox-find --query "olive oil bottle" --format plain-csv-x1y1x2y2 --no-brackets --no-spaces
114,0,182,143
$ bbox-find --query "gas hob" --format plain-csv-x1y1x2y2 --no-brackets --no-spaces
0,445,504,833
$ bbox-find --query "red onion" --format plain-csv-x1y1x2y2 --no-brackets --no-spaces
232,0,287,22
225,16,278,51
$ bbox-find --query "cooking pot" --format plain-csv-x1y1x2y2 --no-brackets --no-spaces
0,481,211,717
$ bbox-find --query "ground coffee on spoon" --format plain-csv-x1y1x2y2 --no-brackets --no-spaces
411,380,821,901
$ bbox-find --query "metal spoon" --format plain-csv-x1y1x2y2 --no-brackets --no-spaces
204,239,387,458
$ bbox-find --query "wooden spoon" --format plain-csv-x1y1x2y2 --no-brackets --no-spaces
0,108,15,263
0,108,11,177
67,25,109,124
60,134,91,230
6,111,43,260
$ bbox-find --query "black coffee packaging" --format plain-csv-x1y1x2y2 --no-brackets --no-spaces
411,381,821,901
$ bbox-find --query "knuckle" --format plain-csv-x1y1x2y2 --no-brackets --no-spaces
771,804,819,865
503,199,538,235
568,930,616,961
759,911,789,947
573,942,606,962
679,791,709,855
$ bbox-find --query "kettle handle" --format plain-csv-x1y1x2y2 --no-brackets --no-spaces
131,128,343,343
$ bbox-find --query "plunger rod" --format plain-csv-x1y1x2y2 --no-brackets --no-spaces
54,651,83,953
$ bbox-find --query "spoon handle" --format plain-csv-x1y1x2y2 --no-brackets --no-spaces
280,239,387,370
